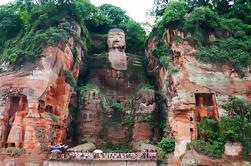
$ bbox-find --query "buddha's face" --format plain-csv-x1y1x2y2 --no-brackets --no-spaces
107,31,126,51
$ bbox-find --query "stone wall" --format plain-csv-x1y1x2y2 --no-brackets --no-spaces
224,142,242,156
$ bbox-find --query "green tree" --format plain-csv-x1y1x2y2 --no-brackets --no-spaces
157,136,175,153
161,1,187,29
0,5,22,47
224,96,251,119
125,20,146,54
85,8,113,33
185,0,213,12
149,0,169,19
99,4,129,29
213,0,232,15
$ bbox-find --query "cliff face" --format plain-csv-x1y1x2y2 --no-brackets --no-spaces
0,24,82,150
147,28,251,156
74,29,158,146
75,52,157,145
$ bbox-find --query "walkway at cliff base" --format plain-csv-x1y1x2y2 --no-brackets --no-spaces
49,151,158,160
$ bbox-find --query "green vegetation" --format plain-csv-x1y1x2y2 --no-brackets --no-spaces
194,117,225,158
122,117,134,128
223,95,251,119
64,70,77,87
110,103,123,122
0,0,92,65
102,140,133,152
77,83,111,106
110,103,123,112
125,20,146,54
0,147,26,156
149,0,251,77
156,148,168,164
157,136,175,153
41,143,49,152
195,37,251,77
80,139,88,144
148,0,169,19
86,3,146,54
0,0,147,65
157,56,170,68
139,83,154,90
192,139,224,158
48,113,58,122
6,147,26,156
193,96,251,158
77,83,99,91
155,91,167,138
67,107,77,138
151,45,170,57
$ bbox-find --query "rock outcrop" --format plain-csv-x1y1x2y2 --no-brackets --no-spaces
0,24,83,150
132,88,156,142
147,28,251,157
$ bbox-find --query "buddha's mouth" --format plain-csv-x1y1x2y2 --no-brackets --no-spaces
112,41,120,47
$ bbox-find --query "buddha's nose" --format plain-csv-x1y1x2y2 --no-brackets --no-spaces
114,36,119,41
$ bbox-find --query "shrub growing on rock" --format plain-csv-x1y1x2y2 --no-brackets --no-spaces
157,136,175,153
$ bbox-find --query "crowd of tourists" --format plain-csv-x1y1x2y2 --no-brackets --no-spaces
50,150,158,160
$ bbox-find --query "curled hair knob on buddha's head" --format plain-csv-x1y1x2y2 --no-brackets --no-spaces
108,28,124,33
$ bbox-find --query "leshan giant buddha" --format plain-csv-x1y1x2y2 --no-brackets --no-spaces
107,28,127,70
75,28,156,144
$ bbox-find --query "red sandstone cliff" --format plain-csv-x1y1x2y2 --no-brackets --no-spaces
0,23,82,151
147,28,251,157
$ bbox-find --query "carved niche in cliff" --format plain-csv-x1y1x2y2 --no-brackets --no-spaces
0,94,28,148
195,93,218,120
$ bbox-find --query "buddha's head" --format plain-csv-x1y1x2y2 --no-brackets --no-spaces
107,28,126,52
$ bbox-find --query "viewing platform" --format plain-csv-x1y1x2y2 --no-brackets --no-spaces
43,159,157,166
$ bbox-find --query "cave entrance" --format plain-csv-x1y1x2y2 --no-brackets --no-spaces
195,93,215,107
6,95,28,146
195,93,218,120
9,95,28,117
45,105,53,113
9,96,20,118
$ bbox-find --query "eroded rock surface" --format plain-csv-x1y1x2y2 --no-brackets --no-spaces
0,24,82,150
147,28,251,157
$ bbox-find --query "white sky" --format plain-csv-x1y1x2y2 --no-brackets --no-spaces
90,0,154,24
0,0,154,24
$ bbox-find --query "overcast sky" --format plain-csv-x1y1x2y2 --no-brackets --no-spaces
0,0,154,24
90,0,154,24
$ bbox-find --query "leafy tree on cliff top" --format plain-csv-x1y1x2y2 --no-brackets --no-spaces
0,5,22,48
148,0,169,20
86,3,146,54
149,0,251,77
0,0,96,64
125,20,146,54
99,4,129,30
161,1,187,29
